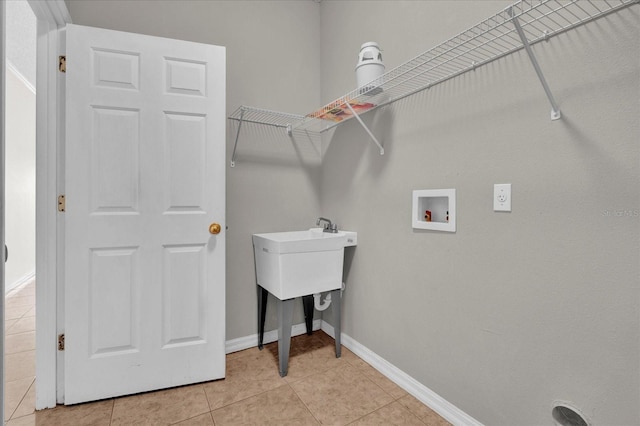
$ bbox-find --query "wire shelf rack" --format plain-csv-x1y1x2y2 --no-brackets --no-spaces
229,0,638,164
228,106,305,130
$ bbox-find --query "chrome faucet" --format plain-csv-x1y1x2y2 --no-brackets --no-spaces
316,217,338,233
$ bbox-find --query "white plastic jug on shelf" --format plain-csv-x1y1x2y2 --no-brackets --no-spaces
355,42,385,94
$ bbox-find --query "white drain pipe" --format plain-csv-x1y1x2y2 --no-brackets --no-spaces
313,292,332,311
313,283,345,311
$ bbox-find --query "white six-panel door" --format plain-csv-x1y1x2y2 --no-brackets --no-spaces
64,24,225,404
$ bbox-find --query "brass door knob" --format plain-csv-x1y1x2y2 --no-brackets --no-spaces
209,223,221,235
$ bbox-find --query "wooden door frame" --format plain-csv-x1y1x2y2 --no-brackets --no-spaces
27,0,71,409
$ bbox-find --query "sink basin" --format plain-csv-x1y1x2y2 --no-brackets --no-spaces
253,228,357,300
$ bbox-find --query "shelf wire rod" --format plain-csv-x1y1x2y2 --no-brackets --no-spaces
374,49,527,111
362,10,517,97
586,0,604,14
462,38,503,63
467,28,505,51
585,1,619,21
509,6,561,120
452,36,499,60
457,34,507,57
522,19,548,38
344,101,384,155
573,2,594,17
554,0,592,25
552,9,577,27
231,117,291,128
471,31,503,51
467,26,520,53
482,31,521,53
562,4,586,23
514,1,594,40
606,1,625,8
439,61,469,77
528,0,633,40
533,0,618,35
604,0,620,8
401,48,468,83
391,29,516,87
531,3,565,28
541,1,574,26
230,107,246,167
377,31,511,98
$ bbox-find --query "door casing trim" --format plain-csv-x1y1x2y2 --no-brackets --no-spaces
28,0,71,409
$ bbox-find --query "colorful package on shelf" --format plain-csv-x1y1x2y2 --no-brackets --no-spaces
308,100,376,122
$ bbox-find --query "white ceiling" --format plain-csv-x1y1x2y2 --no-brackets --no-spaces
6,0,37,88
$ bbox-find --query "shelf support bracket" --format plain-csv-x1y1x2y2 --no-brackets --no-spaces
509,7,562,121
230,107,246,167
344,101,384,155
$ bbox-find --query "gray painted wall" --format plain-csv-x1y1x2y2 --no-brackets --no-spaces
65,1,640,425
318,1,639,425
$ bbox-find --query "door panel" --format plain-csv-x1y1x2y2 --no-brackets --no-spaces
91,106,140,212
162,244,206,347
89,247,139,356
164,112,206,211
165,58,206,96
65,24,225,404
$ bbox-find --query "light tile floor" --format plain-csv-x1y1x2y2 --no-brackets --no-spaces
5,280,450,425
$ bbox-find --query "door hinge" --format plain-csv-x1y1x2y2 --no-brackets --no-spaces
59,55,66,73
58,334,65,351
58,195,65,212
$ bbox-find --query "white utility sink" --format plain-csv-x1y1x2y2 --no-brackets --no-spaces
253,228,357,300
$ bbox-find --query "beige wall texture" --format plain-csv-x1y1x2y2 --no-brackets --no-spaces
65,1,639,425
5,66,36,292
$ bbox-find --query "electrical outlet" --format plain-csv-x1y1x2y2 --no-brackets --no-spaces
494,183,511,212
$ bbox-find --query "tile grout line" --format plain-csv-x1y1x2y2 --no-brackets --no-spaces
108,397,115,426
286,357,389,425
209,380,290,414
210,335,343,422
7,377,36,422
5,329,35,336
344,399,431,426
5,283,37,425
287,380,322,425
176,384,211,425
201,382,214,415
4,307,36,324
335,353,422,423
348,364,404,422
5,348,36,357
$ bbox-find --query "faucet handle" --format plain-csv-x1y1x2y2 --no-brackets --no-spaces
316,217,338,233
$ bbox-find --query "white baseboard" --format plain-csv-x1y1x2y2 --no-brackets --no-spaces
225,319,322,354
320,320,483,426
6,271,36,295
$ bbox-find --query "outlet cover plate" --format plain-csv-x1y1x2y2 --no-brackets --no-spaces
494,183,511,212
